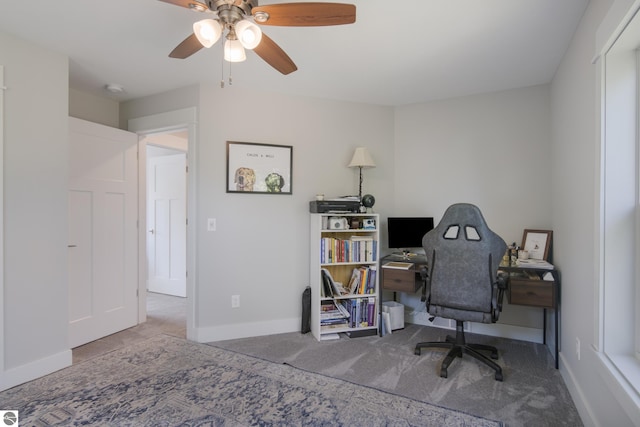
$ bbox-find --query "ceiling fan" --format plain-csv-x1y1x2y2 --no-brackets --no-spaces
159,0,356,75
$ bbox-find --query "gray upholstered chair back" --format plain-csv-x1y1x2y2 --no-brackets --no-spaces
422,203,507,324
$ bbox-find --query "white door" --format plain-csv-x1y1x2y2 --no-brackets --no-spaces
146,153,187,297
68,117,138,348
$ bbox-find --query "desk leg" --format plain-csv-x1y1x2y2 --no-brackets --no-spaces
543,308,547,345
555,306,559,369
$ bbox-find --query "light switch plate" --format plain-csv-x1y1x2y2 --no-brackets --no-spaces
207,218,216,231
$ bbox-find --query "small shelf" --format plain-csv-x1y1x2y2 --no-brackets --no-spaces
310,213,380,341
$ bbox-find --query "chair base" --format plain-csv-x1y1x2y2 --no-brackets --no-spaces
414,320,503,381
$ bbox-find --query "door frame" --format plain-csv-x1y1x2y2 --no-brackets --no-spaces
128,107,197,340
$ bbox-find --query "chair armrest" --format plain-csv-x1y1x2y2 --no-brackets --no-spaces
493,272,508,319
420,266,429,302
497,272,508,289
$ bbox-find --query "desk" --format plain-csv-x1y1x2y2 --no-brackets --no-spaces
499,262,560,369
378,255,427,335
380,255,427,294
378,254,560,369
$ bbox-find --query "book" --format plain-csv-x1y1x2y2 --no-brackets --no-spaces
347,268,362,294
321,268,348,296
321,269,334,297
382,261,413,270
367,297,376,326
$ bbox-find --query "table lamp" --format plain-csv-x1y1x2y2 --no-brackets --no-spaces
348,147,376,204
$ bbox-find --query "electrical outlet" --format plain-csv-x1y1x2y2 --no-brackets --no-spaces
207,218,216,231
231,295,240,308
576,337,581,361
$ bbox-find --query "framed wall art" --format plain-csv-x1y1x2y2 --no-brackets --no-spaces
521,229,552,261
226,141,293,194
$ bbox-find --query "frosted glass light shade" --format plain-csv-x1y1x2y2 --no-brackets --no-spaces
235,19,262,49
224,39,247,62
193,19,222,48
348,147,376,168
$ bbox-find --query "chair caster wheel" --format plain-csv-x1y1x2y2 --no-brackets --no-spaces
440,368,448,378
490,352,499,360
495,372,503,381
414,348,421,356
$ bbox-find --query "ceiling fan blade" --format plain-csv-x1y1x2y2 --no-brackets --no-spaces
169,33,204,59
252,3,356,26
158,0,209,12
253,33,298,75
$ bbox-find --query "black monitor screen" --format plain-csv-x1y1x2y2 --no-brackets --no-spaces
387,217,435,250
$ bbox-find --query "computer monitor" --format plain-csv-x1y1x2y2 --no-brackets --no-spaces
387,217,435,252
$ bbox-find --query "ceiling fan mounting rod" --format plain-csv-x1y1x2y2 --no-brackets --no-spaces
218,7,244,26
209,0,257,17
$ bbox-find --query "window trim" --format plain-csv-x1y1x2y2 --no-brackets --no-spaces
594,0,640,421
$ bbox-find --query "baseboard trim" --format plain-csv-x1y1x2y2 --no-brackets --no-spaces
406,312,544,344
194,317,300,343
559,351,597,427
0,349,72,391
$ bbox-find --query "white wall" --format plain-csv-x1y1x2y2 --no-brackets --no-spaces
393,85,553,335
551,0,638,425
394,85,552,237
122,82,555,342
122,84,395,341
69,88,119,128
0,30,71,390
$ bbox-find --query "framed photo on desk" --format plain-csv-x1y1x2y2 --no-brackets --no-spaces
522,229,552,260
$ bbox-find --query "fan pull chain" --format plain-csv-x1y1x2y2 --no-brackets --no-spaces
220,52,225,88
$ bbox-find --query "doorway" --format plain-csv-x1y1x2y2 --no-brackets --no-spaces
128,107,196,340
143,132,187,333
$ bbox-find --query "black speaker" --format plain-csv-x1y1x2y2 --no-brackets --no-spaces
301,286,311,334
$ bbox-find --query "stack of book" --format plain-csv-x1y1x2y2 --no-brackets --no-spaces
320,236,377,263
347,266,377,295
320,297,377,332
320,300,350,330
343,297,376,328
321,267,377,297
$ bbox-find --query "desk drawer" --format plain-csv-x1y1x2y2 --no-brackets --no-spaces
381,268,419,293
508,279,555,308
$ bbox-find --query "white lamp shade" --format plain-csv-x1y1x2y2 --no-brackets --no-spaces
193,19,222,48
224,39,247,62
348,147,376,168
235,19,262,50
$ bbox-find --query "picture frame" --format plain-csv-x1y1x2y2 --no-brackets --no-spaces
521,229,553,261
226,141,293,194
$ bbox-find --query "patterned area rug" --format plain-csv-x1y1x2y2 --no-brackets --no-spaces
1,335,502,426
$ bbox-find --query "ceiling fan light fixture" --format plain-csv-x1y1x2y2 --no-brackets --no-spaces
224,39,247,62
193,19,222,48
235,19,262,50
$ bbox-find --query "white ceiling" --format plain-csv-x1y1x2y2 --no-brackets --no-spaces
0,0,588,106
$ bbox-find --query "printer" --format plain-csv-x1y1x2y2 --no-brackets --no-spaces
309,199,361,213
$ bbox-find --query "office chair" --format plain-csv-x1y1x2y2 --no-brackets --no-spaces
415,203,507,381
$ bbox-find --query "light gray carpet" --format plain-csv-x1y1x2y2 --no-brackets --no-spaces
2,334,502,426
210,324,582,427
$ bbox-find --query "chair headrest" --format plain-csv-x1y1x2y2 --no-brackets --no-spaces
423,203,507,270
